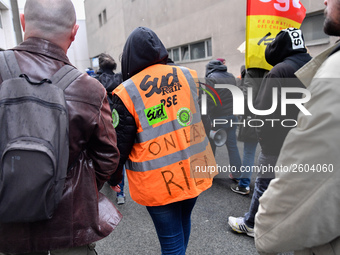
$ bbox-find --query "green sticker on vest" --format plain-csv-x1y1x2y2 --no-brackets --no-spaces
177,107,192,127
145,103,168,126
112,109,119,128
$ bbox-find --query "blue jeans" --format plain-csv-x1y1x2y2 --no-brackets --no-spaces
146,197,198,255
211,115,242,171
117,167,125,197
238,140,258,188
244,151,277,228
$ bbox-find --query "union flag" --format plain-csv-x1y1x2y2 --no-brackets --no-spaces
246,0,306,70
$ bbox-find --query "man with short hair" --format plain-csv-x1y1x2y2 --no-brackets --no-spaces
255,1,340,254
0,0,121,254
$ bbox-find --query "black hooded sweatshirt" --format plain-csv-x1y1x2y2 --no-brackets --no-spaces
205,60,237,118
98,69,123,111
108,27,168,186
254,28,312,156
121,27,168,81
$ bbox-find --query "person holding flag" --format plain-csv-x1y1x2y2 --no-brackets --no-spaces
255,0,340,254
228,27,311,238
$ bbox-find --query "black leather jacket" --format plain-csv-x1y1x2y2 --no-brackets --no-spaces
0,38,122,253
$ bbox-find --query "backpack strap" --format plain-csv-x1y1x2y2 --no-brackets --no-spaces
0,51,81,91
51,65,82,91
0,51,22,81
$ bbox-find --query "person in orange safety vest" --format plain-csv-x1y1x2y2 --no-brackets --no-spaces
107,27,217,255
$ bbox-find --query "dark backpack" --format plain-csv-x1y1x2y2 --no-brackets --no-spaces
0,51,81,222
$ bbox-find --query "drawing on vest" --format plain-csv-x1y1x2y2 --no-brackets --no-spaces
139,67,183,97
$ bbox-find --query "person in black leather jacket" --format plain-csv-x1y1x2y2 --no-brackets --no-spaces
0,0,121,253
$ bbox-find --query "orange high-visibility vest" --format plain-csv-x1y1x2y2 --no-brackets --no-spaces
114,64,217,206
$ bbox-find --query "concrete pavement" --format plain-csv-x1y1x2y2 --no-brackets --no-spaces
96,143,267,255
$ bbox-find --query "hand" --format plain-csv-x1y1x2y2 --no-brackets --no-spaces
110,184,121,193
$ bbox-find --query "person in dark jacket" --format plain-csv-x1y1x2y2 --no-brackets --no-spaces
205,59,242,172
97,53,126,205
97,53,123,111
0,0,121,254
228,28,312,237
230,67,267,195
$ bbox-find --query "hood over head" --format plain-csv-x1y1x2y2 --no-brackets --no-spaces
205,59,228,77
265,28,307,66
121,27,168,81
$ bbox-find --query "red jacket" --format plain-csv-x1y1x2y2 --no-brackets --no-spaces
0,38,122,253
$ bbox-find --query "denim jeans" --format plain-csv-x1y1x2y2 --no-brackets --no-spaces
244,151,277,228
146,197,198,255
117,167,125,197
210,115,242,171
238,140,258,188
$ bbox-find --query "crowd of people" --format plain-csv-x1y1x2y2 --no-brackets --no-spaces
0,0,339,254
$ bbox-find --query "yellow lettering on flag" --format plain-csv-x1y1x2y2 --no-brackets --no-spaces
246,0,306,70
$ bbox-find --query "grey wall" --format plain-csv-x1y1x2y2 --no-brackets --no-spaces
84,0,336,77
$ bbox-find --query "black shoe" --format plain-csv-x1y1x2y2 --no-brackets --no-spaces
230,183,250,195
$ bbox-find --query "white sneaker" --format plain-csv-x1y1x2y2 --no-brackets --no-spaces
117,196,125,205
228,216,254,237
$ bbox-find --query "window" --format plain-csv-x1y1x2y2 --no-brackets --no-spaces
103,9,107,24
300,12,329,46
172,48,179,62
206,39,212,57
167,39,212,63
190,41,205,60
181,46,189,61
98,13,102,27
99,9,107,27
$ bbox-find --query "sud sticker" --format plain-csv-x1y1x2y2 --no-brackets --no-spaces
112,109,119,128
144,103,168,126
177,107,193,127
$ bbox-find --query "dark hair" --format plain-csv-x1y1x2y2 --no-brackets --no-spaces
98,53,117,70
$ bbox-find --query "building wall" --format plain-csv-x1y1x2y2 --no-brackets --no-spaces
84,0,125,71
84,0,337,77
301,0,324,13
300,0,338,57
67,20,92,73
0,0,17,50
